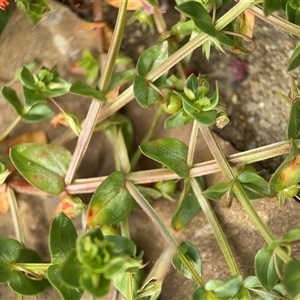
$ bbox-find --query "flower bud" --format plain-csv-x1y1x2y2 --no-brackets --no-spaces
216,114,230,129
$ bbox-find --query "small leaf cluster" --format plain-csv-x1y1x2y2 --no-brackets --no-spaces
2,67,70,124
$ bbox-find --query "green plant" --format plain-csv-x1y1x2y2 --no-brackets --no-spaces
2,0,300,299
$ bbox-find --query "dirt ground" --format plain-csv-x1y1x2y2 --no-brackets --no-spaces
1,1,300,299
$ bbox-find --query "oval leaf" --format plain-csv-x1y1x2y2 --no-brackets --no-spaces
133,75,161,108
1,87,23,116
202,181,232,201
140,138,189,178
22,103,54,123
0,260,13,283
287,98,300,140
10,143,72,195
47,264,84,300
0,238,22,262
283,260,300,298
87,171,135,226
137,42,168,77
8,271,50,296
70,80,107,101
255,247,279,291
49,212,78,264
172,242,201,284
288,42,300,72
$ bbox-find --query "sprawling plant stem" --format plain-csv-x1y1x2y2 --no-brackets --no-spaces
65,0,128,185
190,178,251,299
66,140,294,194
125,180,205,286
7,187,25,245
199,125,291,264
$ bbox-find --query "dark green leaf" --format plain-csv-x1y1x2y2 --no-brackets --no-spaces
70,80,107,101
105,235,136,257
215,32,235,47
0,260,13,283
47,264,84,300
192,287,207,300
165,108,193,129
0,238,22,262
288,43,300,72
17,248,42,263
133,75,161,108
49,212,77,264
140,137,189,178
172,242,201,284
60,249,85,288
183,100,217,126
0,9,9,35
282,227,300,244
8,271,50,295
136,42,168,77
176,2,216,36
264,0,285,15
20,67,37,90
80,272,110,297
287,98,300,139
87,171,135,226
22,103,54,123
1,87,23,116
283,260,300,298
172,179,201,231
10,143,72,195
202,181,232,201
23,86,46,106
108,69,135,91
255,247,279,291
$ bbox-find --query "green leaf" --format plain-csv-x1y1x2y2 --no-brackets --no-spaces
60,249,85,288
136,42,168,77
47,264,84,300
172,179,201,231
49,212,78,264
1,87,23,116
192,287,208,300
133,75,161,108
114,269,144,299
69,80,107,101
164,108,193,129
0,238,22,262
80,272,110,297
202,181,232,201
20,67,37,90
140,137,189,178
282,227,300,243
8,271,50,295
10,143,72,195
215,32,235,47
182,99,217,125
0,9,9,35
0,260,13,283
269,140,300,193
87,171,135,226
287,98,300,139
288,43,300,72
264,0,285,15
23,86,46,106
105,235,136,257
17,248,42,263
283,260,300,298
108,69,135,91
22,103,54,123
176,2,216,37
172,242,201,284
212,275,243,298
255,247,280,291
